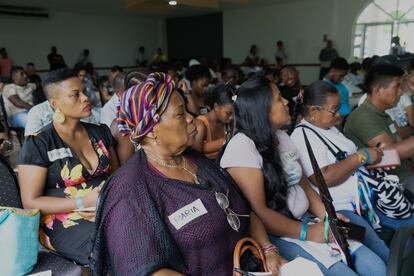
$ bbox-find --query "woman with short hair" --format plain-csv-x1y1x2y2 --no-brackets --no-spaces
18,68,119,265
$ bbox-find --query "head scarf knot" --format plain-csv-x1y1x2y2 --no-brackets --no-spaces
117,72,175,144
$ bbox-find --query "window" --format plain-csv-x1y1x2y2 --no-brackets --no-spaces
353,0,414,59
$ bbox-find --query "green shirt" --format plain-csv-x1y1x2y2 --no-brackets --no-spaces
344,99,413,181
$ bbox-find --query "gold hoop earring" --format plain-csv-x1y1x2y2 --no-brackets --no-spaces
53,108,66,124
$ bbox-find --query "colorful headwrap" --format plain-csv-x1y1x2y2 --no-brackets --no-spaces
117,72,175,143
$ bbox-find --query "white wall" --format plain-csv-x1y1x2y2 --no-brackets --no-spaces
223,0,370,84
0,11,164,72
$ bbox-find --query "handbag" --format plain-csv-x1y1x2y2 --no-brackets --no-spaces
363,169,414,219
233,237,269,276
297,125,414,220
0,207,40,276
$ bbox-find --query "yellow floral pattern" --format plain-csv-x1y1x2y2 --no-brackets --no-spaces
39,137,112,252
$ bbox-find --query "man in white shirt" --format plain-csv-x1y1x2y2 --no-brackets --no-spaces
24,100,100,136
2,66,34,128
100,72,125,127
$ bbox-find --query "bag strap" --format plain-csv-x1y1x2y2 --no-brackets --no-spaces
233,237,268,275
296,124,346,160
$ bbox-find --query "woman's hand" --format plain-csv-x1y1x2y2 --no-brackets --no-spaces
307,221,333,243
358,147,383,165
264,250,288,275
82,185,101,208
336,212,350,223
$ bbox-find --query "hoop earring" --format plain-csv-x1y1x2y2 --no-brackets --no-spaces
53,108,66,124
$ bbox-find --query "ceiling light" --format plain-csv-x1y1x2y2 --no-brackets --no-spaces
169,1,177,6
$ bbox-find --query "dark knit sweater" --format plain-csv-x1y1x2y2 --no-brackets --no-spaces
90,149,250,275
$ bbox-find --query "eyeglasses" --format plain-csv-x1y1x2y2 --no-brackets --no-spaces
314,105,340,116
214,190,249,232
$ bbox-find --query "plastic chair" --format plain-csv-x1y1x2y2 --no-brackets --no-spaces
387,225,414,276
0,156,82,275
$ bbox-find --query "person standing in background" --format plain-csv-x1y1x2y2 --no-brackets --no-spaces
319,40,339,80
0,48,14,80
47,46,66,71
26,62,46,105
248,44,260,66
77,49,91,66
275,41,288,68
136,46,148,67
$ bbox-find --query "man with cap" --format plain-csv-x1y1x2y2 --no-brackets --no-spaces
344,56,414,208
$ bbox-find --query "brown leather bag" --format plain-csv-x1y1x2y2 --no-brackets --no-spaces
233,237,269,275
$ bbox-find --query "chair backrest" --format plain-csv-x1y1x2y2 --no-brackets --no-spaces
0,156,23,208
387,225,414,276
0,94,9,125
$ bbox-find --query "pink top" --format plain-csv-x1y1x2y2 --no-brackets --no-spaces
0,58,14,78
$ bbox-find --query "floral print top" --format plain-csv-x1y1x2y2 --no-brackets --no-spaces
19,122,113,252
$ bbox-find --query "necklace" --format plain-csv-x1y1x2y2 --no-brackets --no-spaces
146,153,200,184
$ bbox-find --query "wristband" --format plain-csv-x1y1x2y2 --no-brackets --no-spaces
356,151,367,166
360,147,371,164
75,196,85,209
299,223,307,241
324,214,330,243
261,243,279,255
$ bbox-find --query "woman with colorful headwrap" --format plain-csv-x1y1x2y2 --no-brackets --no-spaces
109,69,149,165
91,72,285,275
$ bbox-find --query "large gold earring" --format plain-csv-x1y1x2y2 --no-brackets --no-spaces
53,108,65,124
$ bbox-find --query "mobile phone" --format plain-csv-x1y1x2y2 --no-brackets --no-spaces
339,221,366,241
0,138,4,145
366,149,400,169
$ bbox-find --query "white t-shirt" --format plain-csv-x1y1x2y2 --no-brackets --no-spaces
100,94,119,128
220,131,309,219
2,83,35,116
291,119,358,211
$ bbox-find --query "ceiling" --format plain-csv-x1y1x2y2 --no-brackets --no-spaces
0,0,296,18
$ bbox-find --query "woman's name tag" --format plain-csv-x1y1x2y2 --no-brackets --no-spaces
168,199,208,230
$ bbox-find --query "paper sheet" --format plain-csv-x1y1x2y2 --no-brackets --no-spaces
281,257,323,276
28,270,52,276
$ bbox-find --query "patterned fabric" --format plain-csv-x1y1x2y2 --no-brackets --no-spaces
18,122,114,264
363,169,414,219
117,72,175,143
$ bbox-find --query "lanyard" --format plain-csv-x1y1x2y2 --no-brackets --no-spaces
354,169,381,229
324,213,341,258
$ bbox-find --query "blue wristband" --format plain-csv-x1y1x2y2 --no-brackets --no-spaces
75,197,84,209
360,147,371,165
299,223,307,241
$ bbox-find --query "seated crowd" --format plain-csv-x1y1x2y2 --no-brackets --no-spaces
1,45,414,275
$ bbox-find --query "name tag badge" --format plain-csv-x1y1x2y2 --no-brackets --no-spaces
389,124,397,134
168,199,208,230
47,148,73,162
